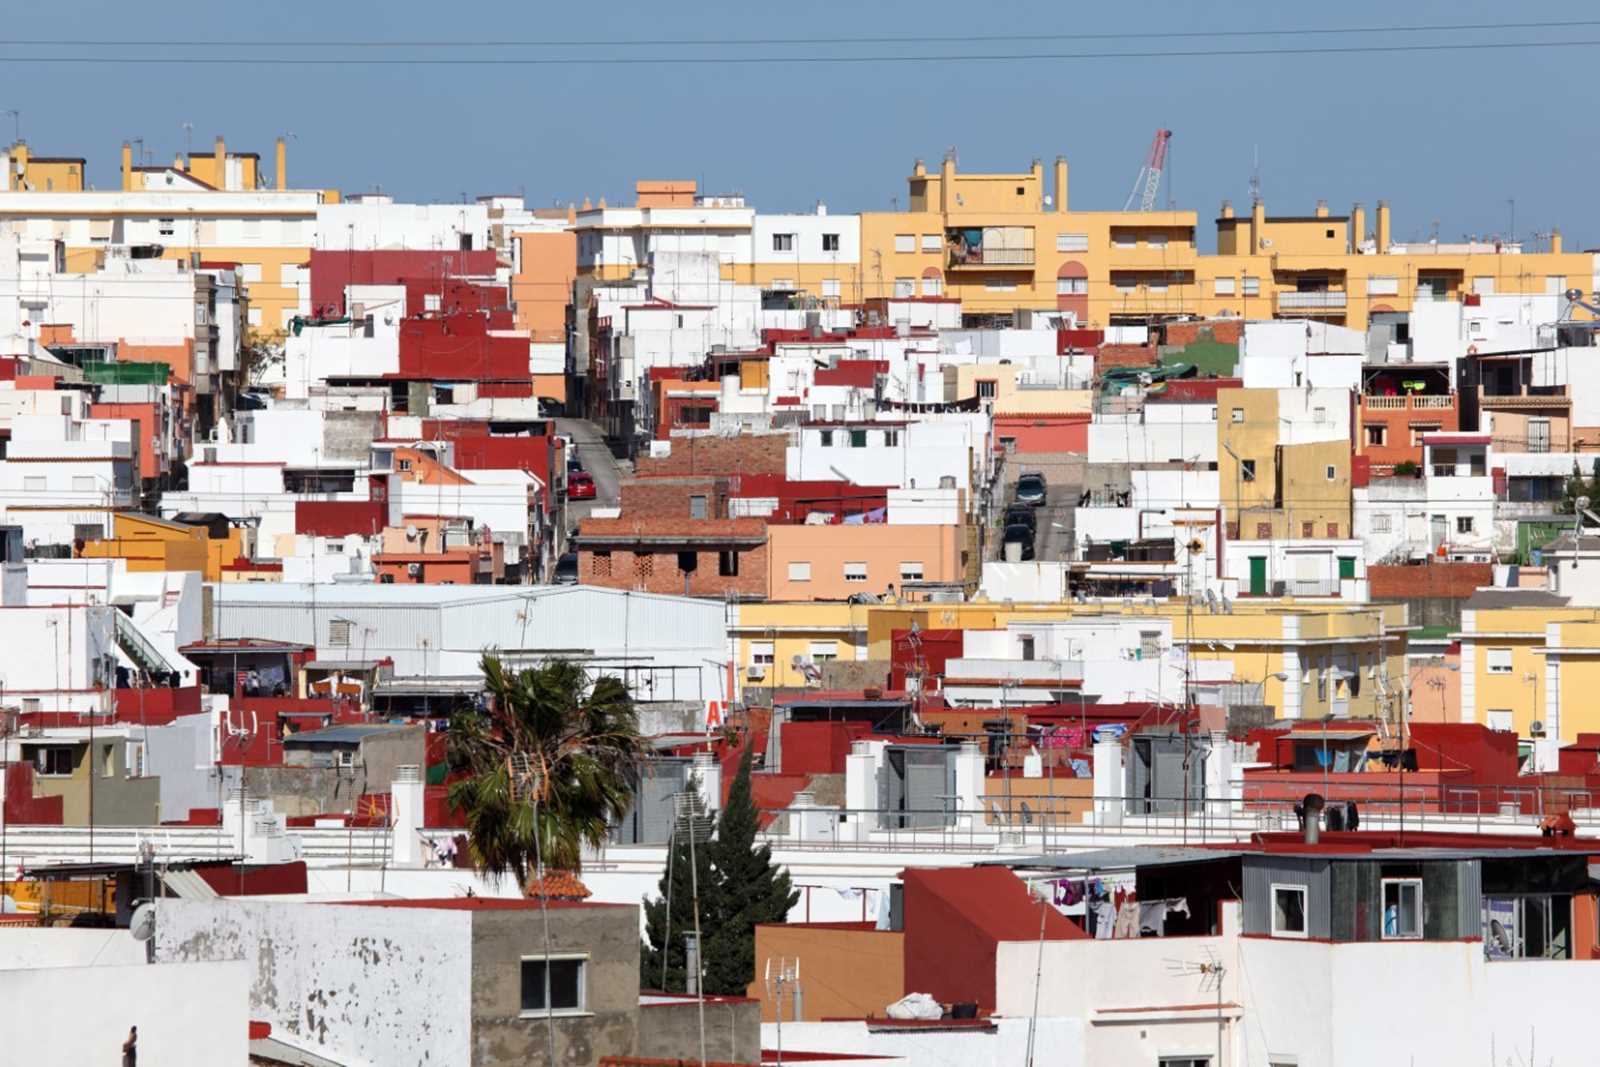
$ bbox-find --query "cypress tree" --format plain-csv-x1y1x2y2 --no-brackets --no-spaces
640,782,716,992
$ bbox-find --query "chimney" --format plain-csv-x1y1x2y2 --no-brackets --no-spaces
173,154,185,173
566,202,576,224
275,136,287,191
1220,200,1234,219
1376,200,1392,252
1351,203,1366,251
1550,229,1563,254
1250,199,1266,253
939,153,956,215
1314,200,1329,218
912,157,926,177
390,765,425,867
1030,156,1043,200
1054,156,1068,213
120,141,133,191
213,136,226,188
1300,793,1325,845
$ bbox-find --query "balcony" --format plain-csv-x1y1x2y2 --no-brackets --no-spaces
1478,393,1569,412
1276,290,1348,311
947,248,1035,270
1362,394,1456,412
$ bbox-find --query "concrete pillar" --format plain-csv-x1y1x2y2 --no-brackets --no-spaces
120,141,132,191
844,740,878,841
691,751,721,814
213,136,225,189
953,741,983,828
1550,229,1563,254
1376,200,1391,252
391,764,425,867
1054,156,1068,212
1250,199,1266,254
939,154,955,215
1351,203,1366,251
275,137,287,191
1093,738,1124,826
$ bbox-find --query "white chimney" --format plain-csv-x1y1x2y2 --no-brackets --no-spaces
691,752,722,814
391,765,425,867
953,742,984,828
1093,737,1124,827
843,740,879,841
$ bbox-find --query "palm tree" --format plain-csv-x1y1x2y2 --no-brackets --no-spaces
447,655,645,888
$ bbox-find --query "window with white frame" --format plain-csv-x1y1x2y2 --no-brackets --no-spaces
1371,514,1392,533
1057,276,1087,295
922,275,942,297
1456,516,1474,534
899,561,924,581
158,218,175,237
520,955,586,1015
821,278,841,298
843,561,869,583
1472,276,1496,295
894,234,915,253
1214,276,1236,296
809,641,838,662
787,561,812,582
1272,884,1308,938
247,308,262,327
1382,878,1423,939
821,233,840,252
1487,709,1513,732
279,263,299,286
1057,233,1089,252
1486,648,1513,674
240,263,262,283
772,233,795,252
921,234,941,252
894,277,915,298
1367,276,1399,296
22,476,45,492
750,642,775,666
1242,276,1261,296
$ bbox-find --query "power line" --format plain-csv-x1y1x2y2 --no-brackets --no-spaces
4,18,1598,48
0,38,1598,67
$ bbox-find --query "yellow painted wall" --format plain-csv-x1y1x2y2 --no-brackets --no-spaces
734,602,871,689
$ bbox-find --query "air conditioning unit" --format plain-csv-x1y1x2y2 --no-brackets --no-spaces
746,665,766,681
406,562,423,578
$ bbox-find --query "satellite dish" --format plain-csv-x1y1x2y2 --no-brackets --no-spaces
130,902,156,942
405,524,420,541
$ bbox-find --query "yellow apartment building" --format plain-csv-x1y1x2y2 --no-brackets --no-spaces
79,511,247,583
1217,387,1353,541
1458,599,1600,741
732,601,874,691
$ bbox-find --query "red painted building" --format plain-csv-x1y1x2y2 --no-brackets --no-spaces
308,250,499,316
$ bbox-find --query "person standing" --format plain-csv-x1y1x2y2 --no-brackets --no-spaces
121,1026,137,1066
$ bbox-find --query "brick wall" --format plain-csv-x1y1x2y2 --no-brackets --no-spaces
576,517,769,597
1094,343,1159,371
618,477,726,520
1368,562,1493,600
634,433,789,478
1165,320,1244,346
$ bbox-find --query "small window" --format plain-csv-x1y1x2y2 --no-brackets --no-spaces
1325,465,1336,481
33,746,75,777
397,458,412,472
822,233,840,252
1111,232,1137,249
883,429,900,447
1256,522,1273,538
1272,884,1308,939
1371,514,1392,533
920,234,941,252
1019,635,1036,661
976,380,997,399
1325,228,1336,239
849,429,867,448
1456,516,1474,534
1365,425,1387,446
772,233,795,252
1240,459,1256,482
718,550,739,577
894,277,915,298
1231,408,1244,424
1486,648,1513,675
1383,879,1423,939
1160,1059,1212,1067
1242,276,1261,296
1213,276,1236,296
787,561,811,582
921,275,942,297
894,234,915,253
1302,521,1314,538
809,641,838,662
899,561,924,581
520,956,585,1015
1487,708,1513,732
328,619,353,646
751,642,775,666
821,278,841,298
1057,233,1088,252
818,430,833,447
1056,277,1087,295
689,495,708,520
158,218,176,237
1139,630,1161,658
843,561,868,583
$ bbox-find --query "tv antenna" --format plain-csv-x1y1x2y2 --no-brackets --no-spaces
1167,946,1228,1067
765,957,802,1065
672,790,714,1067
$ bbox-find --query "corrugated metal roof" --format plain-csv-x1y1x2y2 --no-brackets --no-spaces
998,846,1243,872
160,869,219,899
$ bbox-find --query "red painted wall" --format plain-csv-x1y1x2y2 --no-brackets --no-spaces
779,721,867,776
89,402,162,480
994,415,1090,454
296,499,387,537
113,685,202,727
889,629,963,691
397,314,530,381
308,250,499,316
2,761,64,824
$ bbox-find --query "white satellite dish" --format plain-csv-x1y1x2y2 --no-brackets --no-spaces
130,902,156,942
405,524,420,541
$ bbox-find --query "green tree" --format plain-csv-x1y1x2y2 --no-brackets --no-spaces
1565,461,1589,510
640,780,715,992
702,745,799,995
447,656,644,888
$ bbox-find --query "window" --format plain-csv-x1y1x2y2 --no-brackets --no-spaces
843,561,868,583
280,263,299,286
1486,648,1513,675
1139,630,1162,658
689,495,708,520
894,277,915,298
33,746,75,777
1148,279,1168,294
397,458,413,472
899,561,924,581
1159,1059,1212,1067
818,430,834,447
1410,423,1440,447
1484,895,1572,960
1547,275,1566,295
772,233,795,252
821,278,841,298
23,476,45,492
1057,233,1088,252
1256,522,1273,538
158,218,175,237
849,429,867,448
1240,459,1256,481
920,234,941,252
883,429,900,447
788,561,812,582
240,263,262,283
1383,879,1423,939
1111,232,1137,248
1272,884,1308,938
675,551,697,574
1456,516,1474,534
1367,275,1399,296
894,234,915,253
1473,276,1496,295
520,956,585,1015
922,275,942,297
1147,234,1168,249
1486,709,1513,732
822,233,840,252
1213,276,1236,296
1019,635,1035,661
718,550,739,577
1325,465,1336,481
195,302,208,326
985,280,1018,292
634,553,655,580
1371,514,1392,533
328,619,353,646
751,642,775,666
72,475,95,492
1242,276,1261,296
1231,407,1244,424
1313,406,1327,424
1365,425,1387,446
976,380,997,399
1056,276,1087,295
1326,522,1339,538
809,641,838,662
1302,521,1314,538
1528,418,1551,454
592,551,612,577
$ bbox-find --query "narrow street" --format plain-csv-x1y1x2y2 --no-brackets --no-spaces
554,417,624,531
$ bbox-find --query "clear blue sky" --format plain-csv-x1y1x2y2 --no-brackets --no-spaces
5,1,1596,249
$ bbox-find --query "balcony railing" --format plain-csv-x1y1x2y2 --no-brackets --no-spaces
1363,394,1456,411
1276,290,1348,309
948,249,1035,269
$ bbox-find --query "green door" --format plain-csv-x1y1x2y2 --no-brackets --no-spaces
1338,556,1356,580
1248,556,1267,596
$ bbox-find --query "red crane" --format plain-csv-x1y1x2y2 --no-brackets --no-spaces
1123,129,1173,212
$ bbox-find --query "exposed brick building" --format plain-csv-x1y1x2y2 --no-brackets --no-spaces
619,477,729,520
633,432,789,479
575,517,768,598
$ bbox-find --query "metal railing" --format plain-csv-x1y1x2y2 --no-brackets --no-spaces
949,249,1036,268
1277,291,1348,309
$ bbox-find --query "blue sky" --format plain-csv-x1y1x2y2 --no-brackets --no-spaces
4,1,1596,249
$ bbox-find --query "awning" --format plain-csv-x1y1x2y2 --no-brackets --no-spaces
1285,728,1375,741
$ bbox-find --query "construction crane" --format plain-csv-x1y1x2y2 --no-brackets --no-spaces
1123,129,1173,212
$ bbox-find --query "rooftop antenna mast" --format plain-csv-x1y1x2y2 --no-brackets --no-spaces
765,957,801,1066
1167,946,1227,1067
1249,144,1261,205
673,789,714,1067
